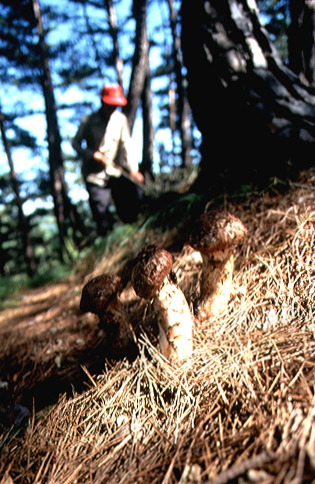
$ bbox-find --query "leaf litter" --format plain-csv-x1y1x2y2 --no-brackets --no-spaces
1,168,315,483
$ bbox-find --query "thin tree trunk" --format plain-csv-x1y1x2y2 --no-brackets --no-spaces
33,0,65,248
32,0,86,252
0,219,6,276
141,57,154,179
104,0,124,86
0,109,36,276
167,0,192,168
123,0,149,131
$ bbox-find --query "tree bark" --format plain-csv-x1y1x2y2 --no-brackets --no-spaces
123,0,149,131
181,0,315,192
104,0,124,86
141,57,154,179
167,0,192,168
32,0,86,251
122,0,154,178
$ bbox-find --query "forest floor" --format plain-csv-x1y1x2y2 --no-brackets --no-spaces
1,167,315,483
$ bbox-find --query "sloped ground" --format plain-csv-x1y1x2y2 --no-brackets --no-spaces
1,168,315,483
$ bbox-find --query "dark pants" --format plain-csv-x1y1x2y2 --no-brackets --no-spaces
87,177,143,235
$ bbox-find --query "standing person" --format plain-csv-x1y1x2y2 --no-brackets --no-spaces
72,84,144,236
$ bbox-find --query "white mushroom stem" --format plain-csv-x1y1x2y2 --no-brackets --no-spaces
153,276,193,363
199,249,234,317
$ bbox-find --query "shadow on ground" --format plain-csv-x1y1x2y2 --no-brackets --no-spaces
0,279,158,434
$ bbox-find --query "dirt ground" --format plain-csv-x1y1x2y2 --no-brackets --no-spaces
0,274,148,417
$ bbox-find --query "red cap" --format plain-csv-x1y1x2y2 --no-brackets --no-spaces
100,84,127,106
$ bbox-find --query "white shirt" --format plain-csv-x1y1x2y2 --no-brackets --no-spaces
72,109,138,186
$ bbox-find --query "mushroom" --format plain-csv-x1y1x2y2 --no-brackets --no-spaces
80,273,136,355
131,245,193,363
187,210,246,317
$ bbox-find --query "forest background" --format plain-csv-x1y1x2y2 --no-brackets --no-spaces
0,0,314,289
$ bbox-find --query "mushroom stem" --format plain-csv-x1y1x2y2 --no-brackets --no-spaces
131,245,194,363
154,276,193,362
188,210,246,318
199,250,234,317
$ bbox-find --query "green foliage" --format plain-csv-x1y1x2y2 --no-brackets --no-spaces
142,192,204,231
0,264,73,309
0,274,29,307
29,264,74,288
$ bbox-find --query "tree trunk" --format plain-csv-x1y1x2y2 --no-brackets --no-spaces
181,0,315,193
167,0,192,168
123,0,149,131
140,58,154,179
288,0,315,84
122,0,154,178
32,0,86,251
104,0,124,86
0,109,36,276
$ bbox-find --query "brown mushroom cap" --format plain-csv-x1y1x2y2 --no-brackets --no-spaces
188,210,246,255
80,273,122,316
131,245,173,299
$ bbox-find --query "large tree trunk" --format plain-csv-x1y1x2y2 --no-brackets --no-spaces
181,0,315,193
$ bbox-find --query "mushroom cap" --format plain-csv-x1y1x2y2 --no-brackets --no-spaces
188,210,246,255
131,245,173,299
80,273,122,315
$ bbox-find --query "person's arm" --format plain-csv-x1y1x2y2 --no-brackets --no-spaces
119,117,144,184
93,149,143,181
